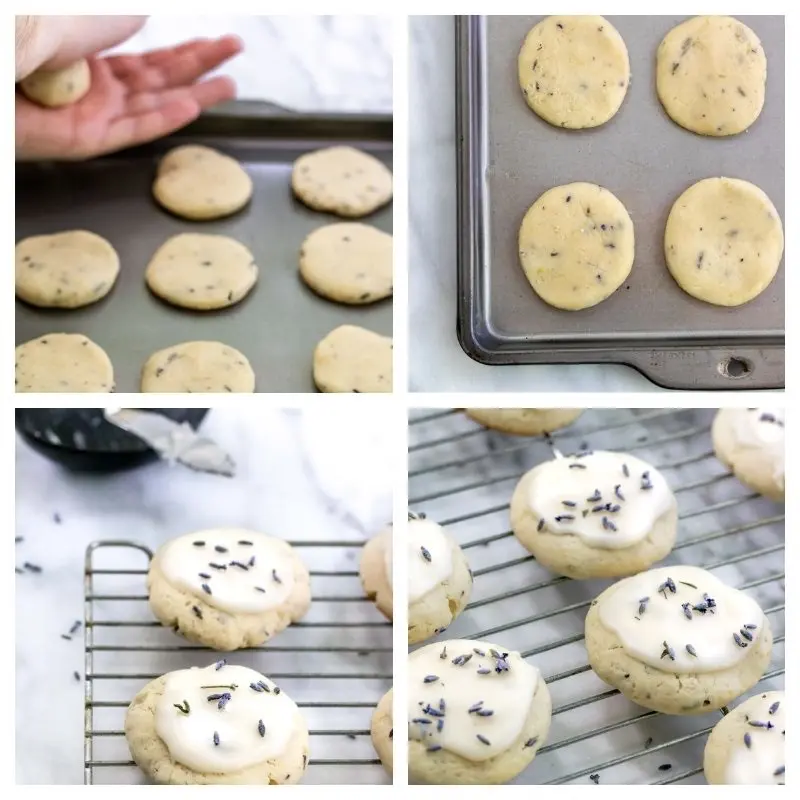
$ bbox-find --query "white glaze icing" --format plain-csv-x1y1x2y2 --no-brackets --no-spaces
407,518,454,603
527,450,673,548
154,662,299,773
597,566,766,673
158,529,295,613
724,692,785,784
408,638,539,761
729,408,785,488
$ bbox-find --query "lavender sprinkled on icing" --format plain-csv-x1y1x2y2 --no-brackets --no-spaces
638,597,649,615
743,623,756,629
173,700,190,714
473,648,485,656
237,540,253,546
660,641,676,661
258,719,266,737
476,709,494,717
254,586,266,593
215,659,226,671
569,463,587,469
248,555,256,567
622,463,630,477
476,734,491,745
739,628,753,642
421,704,444,718
477,668,491,675
587,489,602,503
272,569,282,584
682,603,693,620
201,583,212,595
468,701,484,713
208,562,227,571
678,581,698,589
733,632,747,648
250,682,263,692
774,766,785,776
748,720,774,729
198,572,211,579
452,653,473,666
214,545,228,553
640,471,653,490
427,744,442,752
601,516,617,532
685,644,697,657
423,675,439,684
769,701,780,715
614,484,625,501
743,732,752,748
555,514,575,522
562,500,577,508
420,546,432,562
229,560,249,570
437,718,444,732
213,731,220,746
192,541,205,547
439,698,446,712
412,717,432,725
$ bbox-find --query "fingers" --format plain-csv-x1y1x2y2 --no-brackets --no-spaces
125,76,236,116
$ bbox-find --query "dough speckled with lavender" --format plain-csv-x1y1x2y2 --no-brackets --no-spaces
19,59,91,107
465,408,582,436
313,325,392,393
371,688,394,776
519,182,635,310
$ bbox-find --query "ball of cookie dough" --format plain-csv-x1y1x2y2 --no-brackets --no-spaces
656,16,767,137
519,182,635,310
585,565,773,715
147,529,311,651
712,408,784,501
511,450,677,579
408,639,551,784
19,59,91,107
465,408,582,436
371,688,393,776
153,145,253,220
291,146,393,218
664,177,783,306
15,333,114,393
703,691,784,784
299,222,393,304
313,325,392,393
145,233,258,311
125,661,310,784
15,230,119,309
519,16,630,129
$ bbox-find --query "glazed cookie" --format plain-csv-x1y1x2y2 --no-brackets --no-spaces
15,230,119,308
664,178,783,306
19,59,91,107
153,145,253,220
371,688,394,775
141,341,255,394
299,223,393,304
585,565,773,714
656,16,767,137
703,691,785,784
147,529,311,651
518,182,635,310
408,639,551,784
291,146,393,217
712,408,784,501
125,661,309,784
510,450,677,579
312,325,392,393
15,333,114,393
465,408,582,436
145,234,258,310
518,16,630,129
359,526,393,620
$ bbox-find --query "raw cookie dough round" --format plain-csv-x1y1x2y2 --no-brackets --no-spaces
465,408,582,436
408,639,551,785
585,565,773,714
147,529,311,651
656,16,767,136
312,325,392,393
299,223,393,304
519,182,635,310
712,408,784,501
291,146,393,218
703,691,785,784
141,341,255,394
15,230,119,308
15,333,114,393
371,688,394,776
359,525,394,621
153,145,253,220
19,59,91,107
511,450,677,579
664,177,783,307
145,233,258,310
125,661,310,784
519,16,630,129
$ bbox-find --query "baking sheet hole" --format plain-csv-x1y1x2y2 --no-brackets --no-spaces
718,356,752,379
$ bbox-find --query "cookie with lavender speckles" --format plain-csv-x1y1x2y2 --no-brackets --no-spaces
312,325,392,393
371,688,394,776
465,408,582,436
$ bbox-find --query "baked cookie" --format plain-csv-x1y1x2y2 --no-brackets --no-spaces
656,16,767,137
585,565,773,714
299,222,392,304
712,408,784,501
359,525,393,620
15,333,114,393
703,691,785,784
147,529,311,651
518,16,630,129
371,688,393,775
141,341,255,394
408,639,551,784
19,59,91,107
15,230,119,308
664,178,783,306
519,182,635,310
291,146,393,218
125,661,309,784
312,325,392,393
511,450,677,579
153,145,253,220
465,408,582,436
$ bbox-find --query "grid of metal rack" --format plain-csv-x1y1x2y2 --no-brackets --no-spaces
408,408,785,785
83,539,391,785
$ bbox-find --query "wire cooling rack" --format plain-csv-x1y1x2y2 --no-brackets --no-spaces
408,408,785,785
83,539,391,785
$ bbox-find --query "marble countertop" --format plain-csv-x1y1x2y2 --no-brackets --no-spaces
15,407,393,785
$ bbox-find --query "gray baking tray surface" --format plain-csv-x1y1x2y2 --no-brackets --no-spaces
15,101,392,393
456,16,784,390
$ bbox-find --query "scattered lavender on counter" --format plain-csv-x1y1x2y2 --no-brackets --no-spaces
658,764,672,772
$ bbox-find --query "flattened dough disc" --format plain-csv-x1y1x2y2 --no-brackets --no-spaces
313,325,393,393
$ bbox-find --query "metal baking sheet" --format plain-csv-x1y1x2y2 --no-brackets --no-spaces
456,16,785,389
15,101,393,393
